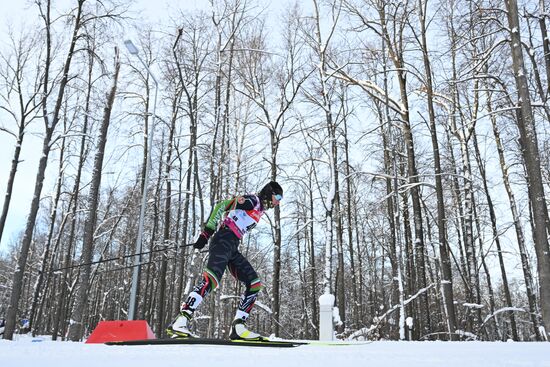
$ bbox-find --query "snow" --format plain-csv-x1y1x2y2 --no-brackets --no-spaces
1,335,550,367
332,306,342,327
319,293,335,306
455,330,479,341
539,326,549,342
482,307,526,326
462,303,484,309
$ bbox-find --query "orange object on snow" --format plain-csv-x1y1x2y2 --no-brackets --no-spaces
85,320,156,344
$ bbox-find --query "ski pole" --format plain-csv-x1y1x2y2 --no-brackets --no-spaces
50,242,194,273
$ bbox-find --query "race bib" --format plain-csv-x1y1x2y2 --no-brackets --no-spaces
227,209,261,236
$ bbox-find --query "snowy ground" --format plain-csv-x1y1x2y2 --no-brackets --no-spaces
1,335,549,367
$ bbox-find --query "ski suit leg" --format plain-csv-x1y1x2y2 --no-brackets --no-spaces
181,228,239,312
228,251,263,320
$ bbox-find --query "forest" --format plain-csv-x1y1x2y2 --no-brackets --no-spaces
1,0,550,343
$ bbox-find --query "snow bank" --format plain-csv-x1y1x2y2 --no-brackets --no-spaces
1,335,549,367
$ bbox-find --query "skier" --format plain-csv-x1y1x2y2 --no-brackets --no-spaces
167,181,283,341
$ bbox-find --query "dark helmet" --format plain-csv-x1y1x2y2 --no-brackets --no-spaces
258,181,283,208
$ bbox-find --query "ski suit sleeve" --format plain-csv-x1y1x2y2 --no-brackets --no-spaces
203,198,235,235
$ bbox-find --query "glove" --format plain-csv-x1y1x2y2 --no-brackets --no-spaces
193,231,210,250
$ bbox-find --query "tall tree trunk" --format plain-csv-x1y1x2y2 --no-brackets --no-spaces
29,126,66,331
379,2,427,337
378,31,402,339
308,169,318,337
472,125,517,340
538,0,550,98
471,191,497,340
0,118,27,244
312,1,341,334
382,121,400,339
4,0,84,340
157,68,181,335
51,52,93,339
343,117,358,327
448,56,479,331
172,29,196,317
68,50,120,341
488,93,543,340
414,0,438,338
270,130,283,335
505,0,550,339
144,154,163,324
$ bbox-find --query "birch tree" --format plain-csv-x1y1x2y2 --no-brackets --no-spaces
307,1,344,326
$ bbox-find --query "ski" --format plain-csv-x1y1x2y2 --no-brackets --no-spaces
291,340,371,346
105,337,302,348
272,339,371,346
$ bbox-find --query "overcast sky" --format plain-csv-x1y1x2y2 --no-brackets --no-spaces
0,0,309,252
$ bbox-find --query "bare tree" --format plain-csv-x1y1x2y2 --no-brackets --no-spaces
232,2,311,334
68,48,120,341
51,45,95,341
505,0,550,340
304,1,345,332
28,118,67,332
0,30,42,245
170,13,213,318
4,0,85,340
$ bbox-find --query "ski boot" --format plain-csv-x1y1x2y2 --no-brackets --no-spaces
229,318,267,341
166,310,195,338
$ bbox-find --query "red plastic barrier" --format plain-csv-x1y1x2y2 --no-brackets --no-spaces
85,320,156,343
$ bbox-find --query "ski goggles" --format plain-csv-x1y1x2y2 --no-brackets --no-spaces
274,194,283,201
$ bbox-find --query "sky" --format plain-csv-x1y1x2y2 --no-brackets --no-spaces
0,0,307,253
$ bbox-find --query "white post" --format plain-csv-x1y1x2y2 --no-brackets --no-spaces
406,316,414,341
319,293,335,341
